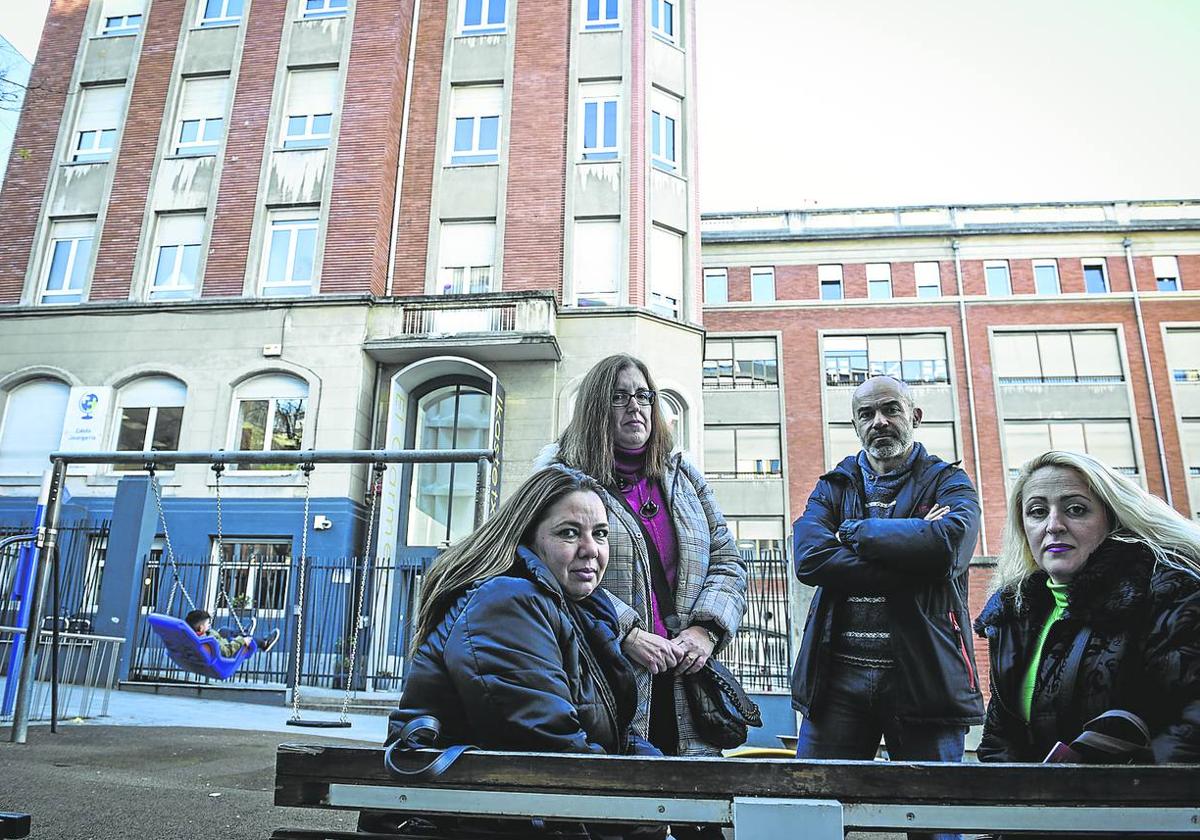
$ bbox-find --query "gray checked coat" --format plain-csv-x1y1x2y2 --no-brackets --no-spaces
537,445,749,755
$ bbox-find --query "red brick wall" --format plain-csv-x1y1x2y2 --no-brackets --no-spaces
725,265,749,302
500,0,569,293
1058,258,1084,294
960,259,986,296
776,264,815,301
0,0,89,303
891,261,916,298
1106,255,1130,292
842,262,867,299
90,0,185,300
684,6,702,323
1132,256,1156,292
1179,255,1200,291
626,0,646,308
321,0,415,295
1009,259,1034,296
202,2,287,297
389,1,448,295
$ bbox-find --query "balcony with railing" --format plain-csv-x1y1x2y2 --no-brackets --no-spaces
365,290,560,364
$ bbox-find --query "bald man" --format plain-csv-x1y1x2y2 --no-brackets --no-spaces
790,376,983,840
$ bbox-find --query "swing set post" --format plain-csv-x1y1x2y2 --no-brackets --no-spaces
10,458,67,744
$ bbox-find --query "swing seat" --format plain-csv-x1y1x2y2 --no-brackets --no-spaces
146,613,256,680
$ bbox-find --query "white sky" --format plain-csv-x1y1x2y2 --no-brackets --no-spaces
696,0,1200,211
3,1,1198,211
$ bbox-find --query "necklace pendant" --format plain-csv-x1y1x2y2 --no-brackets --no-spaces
639,498,659,518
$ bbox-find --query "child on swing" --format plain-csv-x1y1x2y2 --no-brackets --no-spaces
186,609,281,658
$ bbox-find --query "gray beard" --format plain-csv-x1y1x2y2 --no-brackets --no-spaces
866,436,909,462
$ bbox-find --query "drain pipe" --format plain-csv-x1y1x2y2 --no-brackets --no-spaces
385,0,422,295
952,239,988,554
1123,238,1174,507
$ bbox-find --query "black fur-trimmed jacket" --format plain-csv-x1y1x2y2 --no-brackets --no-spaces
974,539,1200,764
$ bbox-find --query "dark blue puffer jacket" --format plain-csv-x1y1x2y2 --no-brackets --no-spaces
388,546,660,756
791,444,985,726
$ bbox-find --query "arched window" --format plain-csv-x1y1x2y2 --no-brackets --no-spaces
659,389,687,450
0,378,70,476
114,376,187,470
228,373,308,470
406,381,490,546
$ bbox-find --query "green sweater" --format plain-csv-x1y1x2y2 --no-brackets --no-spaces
1020,580,1070,722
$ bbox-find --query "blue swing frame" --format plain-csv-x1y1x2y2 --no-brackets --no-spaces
146,613,257,681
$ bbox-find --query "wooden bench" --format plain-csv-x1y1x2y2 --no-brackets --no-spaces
273,744,1200,838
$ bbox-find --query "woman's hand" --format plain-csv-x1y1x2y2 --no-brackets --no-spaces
672,625,717,675
622,628,682,675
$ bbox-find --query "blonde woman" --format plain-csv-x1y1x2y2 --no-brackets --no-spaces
974,450,1200,765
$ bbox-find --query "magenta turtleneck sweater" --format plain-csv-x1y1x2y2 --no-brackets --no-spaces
613,444,680,638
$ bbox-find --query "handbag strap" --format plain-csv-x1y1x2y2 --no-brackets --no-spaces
383,714,474,779
1071,710,1151,758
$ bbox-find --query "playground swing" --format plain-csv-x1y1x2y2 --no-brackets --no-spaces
144,463,261,680
286,461,386,728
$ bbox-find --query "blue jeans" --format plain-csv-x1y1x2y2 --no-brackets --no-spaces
795,659,967,840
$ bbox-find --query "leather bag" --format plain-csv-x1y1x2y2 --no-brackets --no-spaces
682,657,763,750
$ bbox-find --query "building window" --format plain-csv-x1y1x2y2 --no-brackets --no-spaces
70,85,126,163
572,219,620,306
1033,259,1060,295
114,376,186,470
0,378,70,476
726,517,785,557
751,267,775,303
302,0,348,19
261,211,319,297
407,382,491,546
658,389,688,447
449,86,501,165
649,225,683,319
915,262,940,298
39,220,95,305
1166,329,1200,382
1181,420,1200,481
173,76,229,157
704,337,778,389
993,329,1124,385
823,333,949,387
229,374,308,470
149,214,205,301
99,15,142,37
1153,256,1180,292
281,69,338,150
703,268,727,304
197,0,244,27
650,0,676,43
984,260,1011,296
459,0,506,35
704,426,782,478
866,263,892,299
818,264,843,300
437,222,496,295
1004,420,1138,479
1082,259,1109,293
580,84,619,161
584,0,619,30
650,95,679,173
209,540,292,615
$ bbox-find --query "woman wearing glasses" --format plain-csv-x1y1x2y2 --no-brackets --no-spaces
539,354,748,775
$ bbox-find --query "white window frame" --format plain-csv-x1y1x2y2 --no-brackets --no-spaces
571,219,621,307
704,268,728,304
197,0,244,28
39,221,94,305
112,376,187,471
448,86,502,165
650,92,680,174
99,14,142,36
227,375,310,472
72,127,117,163
650,0,677,43
260,211,320,297
579,84,620,161
866,262,892,299
750,267,775,303
301,0,349,20
1082,258,1109,294
175,116,224,156
148,214,205,301
649,225,683,319
459,0,507,35
437,222,497,295
819,264,843,300
1032,259,1060,295
984,259,1012,296
281,112,333,149
914,261,941,298
1152,255,1180,291
583,0,620,31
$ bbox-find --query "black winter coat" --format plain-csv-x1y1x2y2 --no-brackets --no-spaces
388,546,659,757
791,445,985,726
975,539,1200,764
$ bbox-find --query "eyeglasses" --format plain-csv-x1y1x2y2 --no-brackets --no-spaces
611,390,656,407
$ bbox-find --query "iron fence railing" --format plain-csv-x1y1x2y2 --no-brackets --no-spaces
0,625,122,722
1,520,110,632
723,548,792,693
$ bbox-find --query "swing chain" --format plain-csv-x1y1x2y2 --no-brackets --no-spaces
338,461,385,723
148,464,196,613
290,463,316,723
210,462,250,637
